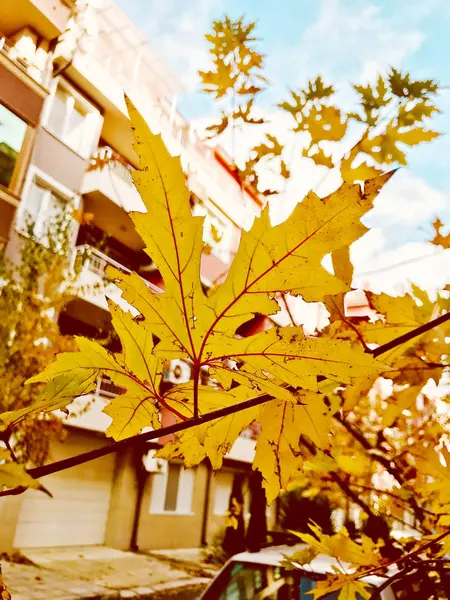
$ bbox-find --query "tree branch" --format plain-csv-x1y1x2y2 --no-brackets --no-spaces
371,312,450,358
0,311,448,498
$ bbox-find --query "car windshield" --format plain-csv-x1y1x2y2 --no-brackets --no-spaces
201,561,372,600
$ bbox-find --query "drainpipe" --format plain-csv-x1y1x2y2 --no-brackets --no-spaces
130,441,160,551
200,460,213,547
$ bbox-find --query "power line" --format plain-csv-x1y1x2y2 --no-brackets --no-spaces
355,250,445,278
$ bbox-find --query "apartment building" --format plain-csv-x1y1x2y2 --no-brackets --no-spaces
0,0,275,552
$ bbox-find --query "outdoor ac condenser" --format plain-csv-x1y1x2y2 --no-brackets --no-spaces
163,359,191,384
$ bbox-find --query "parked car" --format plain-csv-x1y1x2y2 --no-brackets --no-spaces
199,542,402,599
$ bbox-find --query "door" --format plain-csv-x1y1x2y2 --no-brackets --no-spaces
14,429,116,548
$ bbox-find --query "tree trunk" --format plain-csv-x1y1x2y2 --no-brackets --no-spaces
245,470,267,551
222,473,246,557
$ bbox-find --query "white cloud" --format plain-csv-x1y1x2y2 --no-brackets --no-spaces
131,0,222,90
365,170,447,226
278,0,424,89
353,238,450,295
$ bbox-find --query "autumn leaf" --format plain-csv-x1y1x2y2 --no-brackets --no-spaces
28,103,394,500
156,384,259,469
334,451,371,477
208,172,393,337
204,326,386,395
25,303,163,441
309,577,373,600
381,384,423,427
431,218,450,249
253,394,335,503
298,522,383,568
0,448,41,491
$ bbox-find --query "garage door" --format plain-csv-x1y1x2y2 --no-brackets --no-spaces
14,429,116,548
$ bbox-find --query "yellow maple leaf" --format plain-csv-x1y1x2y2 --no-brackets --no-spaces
362,292,432,362
308,577,373,600
156,384,259,469
0,448,42,492
334,451,371,477
431,218,450,249
205,326,386,394
118,99,209,359
303,105,348,143
253,394,334,503
381,384,423,427
299,523,383,568
208,172,393,337
25,304,162,440
22,103,395,499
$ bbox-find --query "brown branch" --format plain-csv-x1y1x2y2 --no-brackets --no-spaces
371,312,450,358
0,311,448,498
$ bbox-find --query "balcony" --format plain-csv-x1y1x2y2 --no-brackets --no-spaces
0,33,50,89
57,376,125,434
73,244,134,312
81,146,146,214
73,244,160,313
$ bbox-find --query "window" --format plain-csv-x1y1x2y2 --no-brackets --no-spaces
18,170,79,246
149,461,195,514
0,103,27,190
45,83,99,158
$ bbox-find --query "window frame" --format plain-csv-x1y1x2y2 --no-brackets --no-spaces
0,101,35,196
16,165,80,243
149,460,196,516
41,77,101,159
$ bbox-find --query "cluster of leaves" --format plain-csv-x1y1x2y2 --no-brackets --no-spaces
0,101,396,496
200,16,440,195
284,522,450,599
0,211,83,470
199,16,266,139
0,17,447,600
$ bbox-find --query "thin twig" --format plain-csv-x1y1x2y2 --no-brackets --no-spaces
371,312,450,358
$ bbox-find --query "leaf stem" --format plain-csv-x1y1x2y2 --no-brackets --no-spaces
193,364,200,419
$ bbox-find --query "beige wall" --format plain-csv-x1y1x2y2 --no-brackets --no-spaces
31,128,89,193
137,463,209,550
0,495,25,551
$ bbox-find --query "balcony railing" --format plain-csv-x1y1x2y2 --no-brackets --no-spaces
76,244,132,279
88,146,135,186
74,244,161,297
0,34,50,86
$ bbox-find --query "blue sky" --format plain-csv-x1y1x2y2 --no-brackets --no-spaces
116,0,450,293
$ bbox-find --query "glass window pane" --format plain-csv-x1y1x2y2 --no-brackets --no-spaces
24,180,47,224
164,463,181,511
0,103,27,188
65,105,85,153
47,88,68,139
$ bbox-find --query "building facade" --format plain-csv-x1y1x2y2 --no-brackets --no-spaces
0,0,274,551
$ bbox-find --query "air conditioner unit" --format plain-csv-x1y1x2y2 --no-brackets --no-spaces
163,359,191,384
142,450,167,474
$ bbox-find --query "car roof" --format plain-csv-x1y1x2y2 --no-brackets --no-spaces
230,543,391,586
